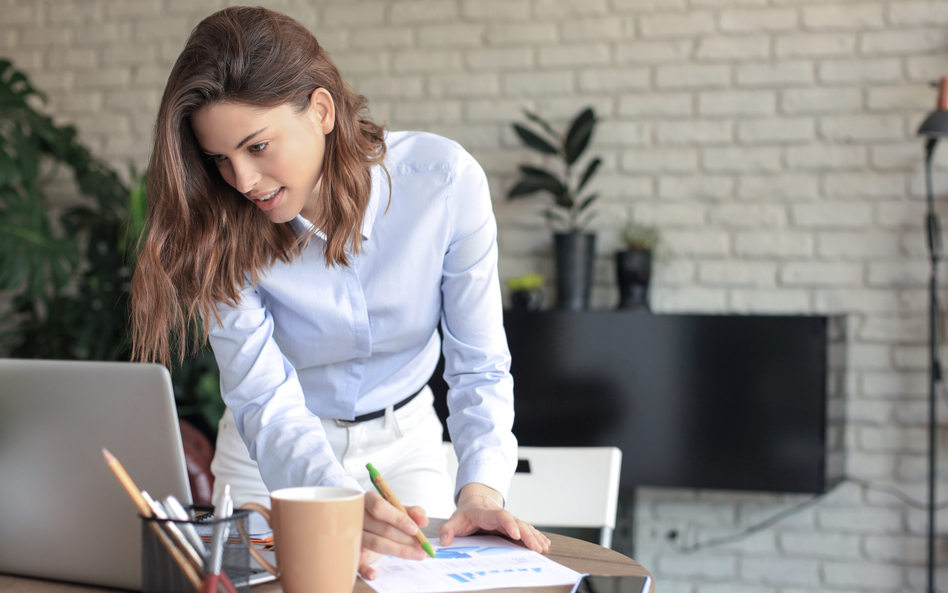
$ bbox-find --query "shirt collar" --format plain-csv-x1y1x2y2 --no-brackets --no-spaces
288,164,382,242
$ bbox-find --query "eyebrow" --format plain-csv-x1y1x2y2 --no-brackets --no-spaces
235,127,269,150
199,126,271,156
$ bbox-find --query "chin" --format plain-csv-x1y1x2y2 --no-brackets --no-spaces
265,210,296,224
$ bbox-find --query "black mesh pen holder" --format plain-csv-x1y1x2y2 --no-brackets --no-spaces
141,505,253,593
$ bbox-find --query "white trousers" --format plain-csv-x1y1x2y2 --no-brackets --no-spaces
211,386,456,532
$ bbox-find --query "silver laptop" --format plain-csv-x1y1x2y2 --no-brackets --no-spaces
0,359,192,590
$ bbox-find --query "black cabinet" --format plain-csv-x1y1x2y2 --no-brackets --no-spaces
430,311,843,494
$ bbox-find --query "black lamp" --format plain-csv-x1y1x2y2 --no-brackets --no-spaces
917,76,948,593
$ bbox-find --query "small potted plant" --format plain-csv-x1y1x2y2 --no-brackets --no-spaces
508,107,602,311
617,215,659,311
507,273,545,312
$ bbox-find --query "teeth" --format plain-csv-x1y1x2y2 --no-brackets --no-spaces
258,189,280,202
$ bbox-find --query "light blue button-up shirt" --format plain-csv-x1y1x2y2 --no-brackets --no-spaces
207,131,517,500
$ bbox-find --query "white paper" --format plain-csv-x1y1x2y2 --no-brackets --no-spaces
362,535,583,593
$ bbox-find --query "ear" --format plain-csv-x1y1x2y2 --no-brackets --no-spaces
308,88,335,135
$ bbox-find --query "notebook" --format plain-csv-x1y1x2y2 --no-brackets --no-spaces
0,358,192,590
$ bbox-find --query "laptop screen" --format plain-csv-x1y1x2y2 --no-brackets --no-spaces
0,359,191,590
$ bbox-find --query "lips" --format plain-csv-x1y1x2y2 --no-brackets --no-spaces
249,187,284,211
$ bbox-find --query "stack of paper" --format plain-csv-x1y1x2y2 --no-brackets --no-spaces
362,535,583,593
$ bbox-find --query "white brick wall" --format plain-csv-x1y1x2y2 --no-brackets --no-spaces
5,0,948,590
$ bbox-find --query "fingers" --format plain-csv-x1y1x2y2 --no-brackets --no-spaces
405,504,429,529
437,507,552,554
358,549,381,581
362,492,428,561
493,509,522,541
516,520,551,554
363,512,418,546
494,514,549,553
362,528,428,561
364,492,421,538
437,518,458,548
438,509,480,547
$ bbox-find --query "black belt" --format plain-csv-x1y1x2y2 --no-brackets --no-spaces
334,388,422,427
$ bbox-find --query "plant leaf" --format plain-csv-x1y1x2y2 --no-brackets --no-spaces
523,109,559,141
553,193,574,209
564,107,596,165
543,209,567,224
577,157,601,192
518,166,567,196
0,147,19,185
508,176,566,199
578,192,599,212
513,124,558,155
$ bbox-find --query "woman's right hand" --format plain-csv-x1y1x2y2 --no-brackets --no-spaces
358,491,430,580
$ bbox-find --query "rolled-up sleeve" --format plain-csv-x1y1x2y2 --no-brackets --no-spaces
208,285,363,493
440,149,518,502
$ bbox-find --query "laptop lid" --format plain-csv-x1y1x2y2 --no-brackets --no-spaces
0,359,192,590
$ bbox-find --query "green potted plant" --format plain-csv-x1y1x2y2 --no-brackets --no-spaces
0,59,223,437
507,273,544,311
508,107,602,310
617,214,659,311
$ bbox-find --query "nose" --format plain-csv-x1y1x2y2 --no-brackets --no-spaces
228,159,260,195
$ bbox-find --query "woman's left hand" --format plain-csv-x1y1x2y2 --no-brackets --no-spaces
437,484,551,554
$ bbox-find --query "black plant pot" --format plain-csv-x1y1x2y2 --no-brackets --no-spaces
554,232,596,311
510,289,543,311
615,249,652,311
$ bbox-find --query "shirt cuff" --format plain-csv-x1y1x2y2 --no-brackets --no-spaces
454,455,514,505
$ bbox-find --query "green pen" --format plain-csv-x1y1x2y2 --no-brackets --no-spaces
367,463,436,558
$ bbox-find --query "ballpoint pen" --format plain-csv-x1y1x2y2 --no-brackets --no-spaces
366,463,435,558
148,493,238,593
203,484,233,593
143,492,204,569
163,495,207,558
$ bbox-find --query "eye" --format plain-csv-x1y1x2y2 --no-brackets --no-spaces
206,153,227,164
249,142,268,154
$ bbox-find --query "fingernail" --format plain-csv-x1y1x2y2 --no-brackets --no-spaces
404,523,418,535
414,550,426,560
440,535,448,546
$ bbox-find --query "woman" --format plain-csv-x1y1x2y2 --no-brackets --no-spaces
129,6,549,579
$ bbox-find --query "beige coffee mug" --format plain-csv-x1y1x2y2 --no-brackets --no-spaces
242,486,364,593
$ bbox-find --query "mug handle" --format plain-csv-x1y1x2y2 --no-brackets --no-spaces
240,502,278,576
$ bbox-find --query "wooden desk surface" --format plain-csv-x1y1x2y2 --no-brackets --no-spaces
1,523,653,593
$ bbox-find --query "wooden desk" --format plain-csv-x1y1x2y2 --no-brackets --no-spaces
0,524,653,593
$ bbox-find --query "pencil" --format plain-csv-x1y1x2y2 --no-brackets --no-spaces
101,448,152,517
101,448,204,592
366,463,435,558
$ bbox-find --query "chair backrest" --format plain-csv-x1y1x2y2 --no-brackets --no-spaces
442,443,622,548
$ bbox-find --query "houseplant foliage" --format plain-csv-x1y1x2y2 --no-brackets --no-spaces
508,107,602,310
616,214,659,311
0,59,223,434
508,107,601,232
507,273,544,311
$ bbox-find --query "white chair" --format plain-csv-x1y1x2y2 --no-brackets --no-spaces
442,443,622,549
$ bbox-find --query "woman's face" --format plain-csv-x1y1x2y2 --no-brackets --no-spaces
190,89,335,224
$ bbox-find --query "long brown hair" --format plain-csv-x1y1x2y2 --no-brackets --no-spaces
130,6,387,365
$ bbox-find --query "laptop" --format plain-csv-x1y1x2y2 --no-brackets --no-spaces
0,359,192,590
